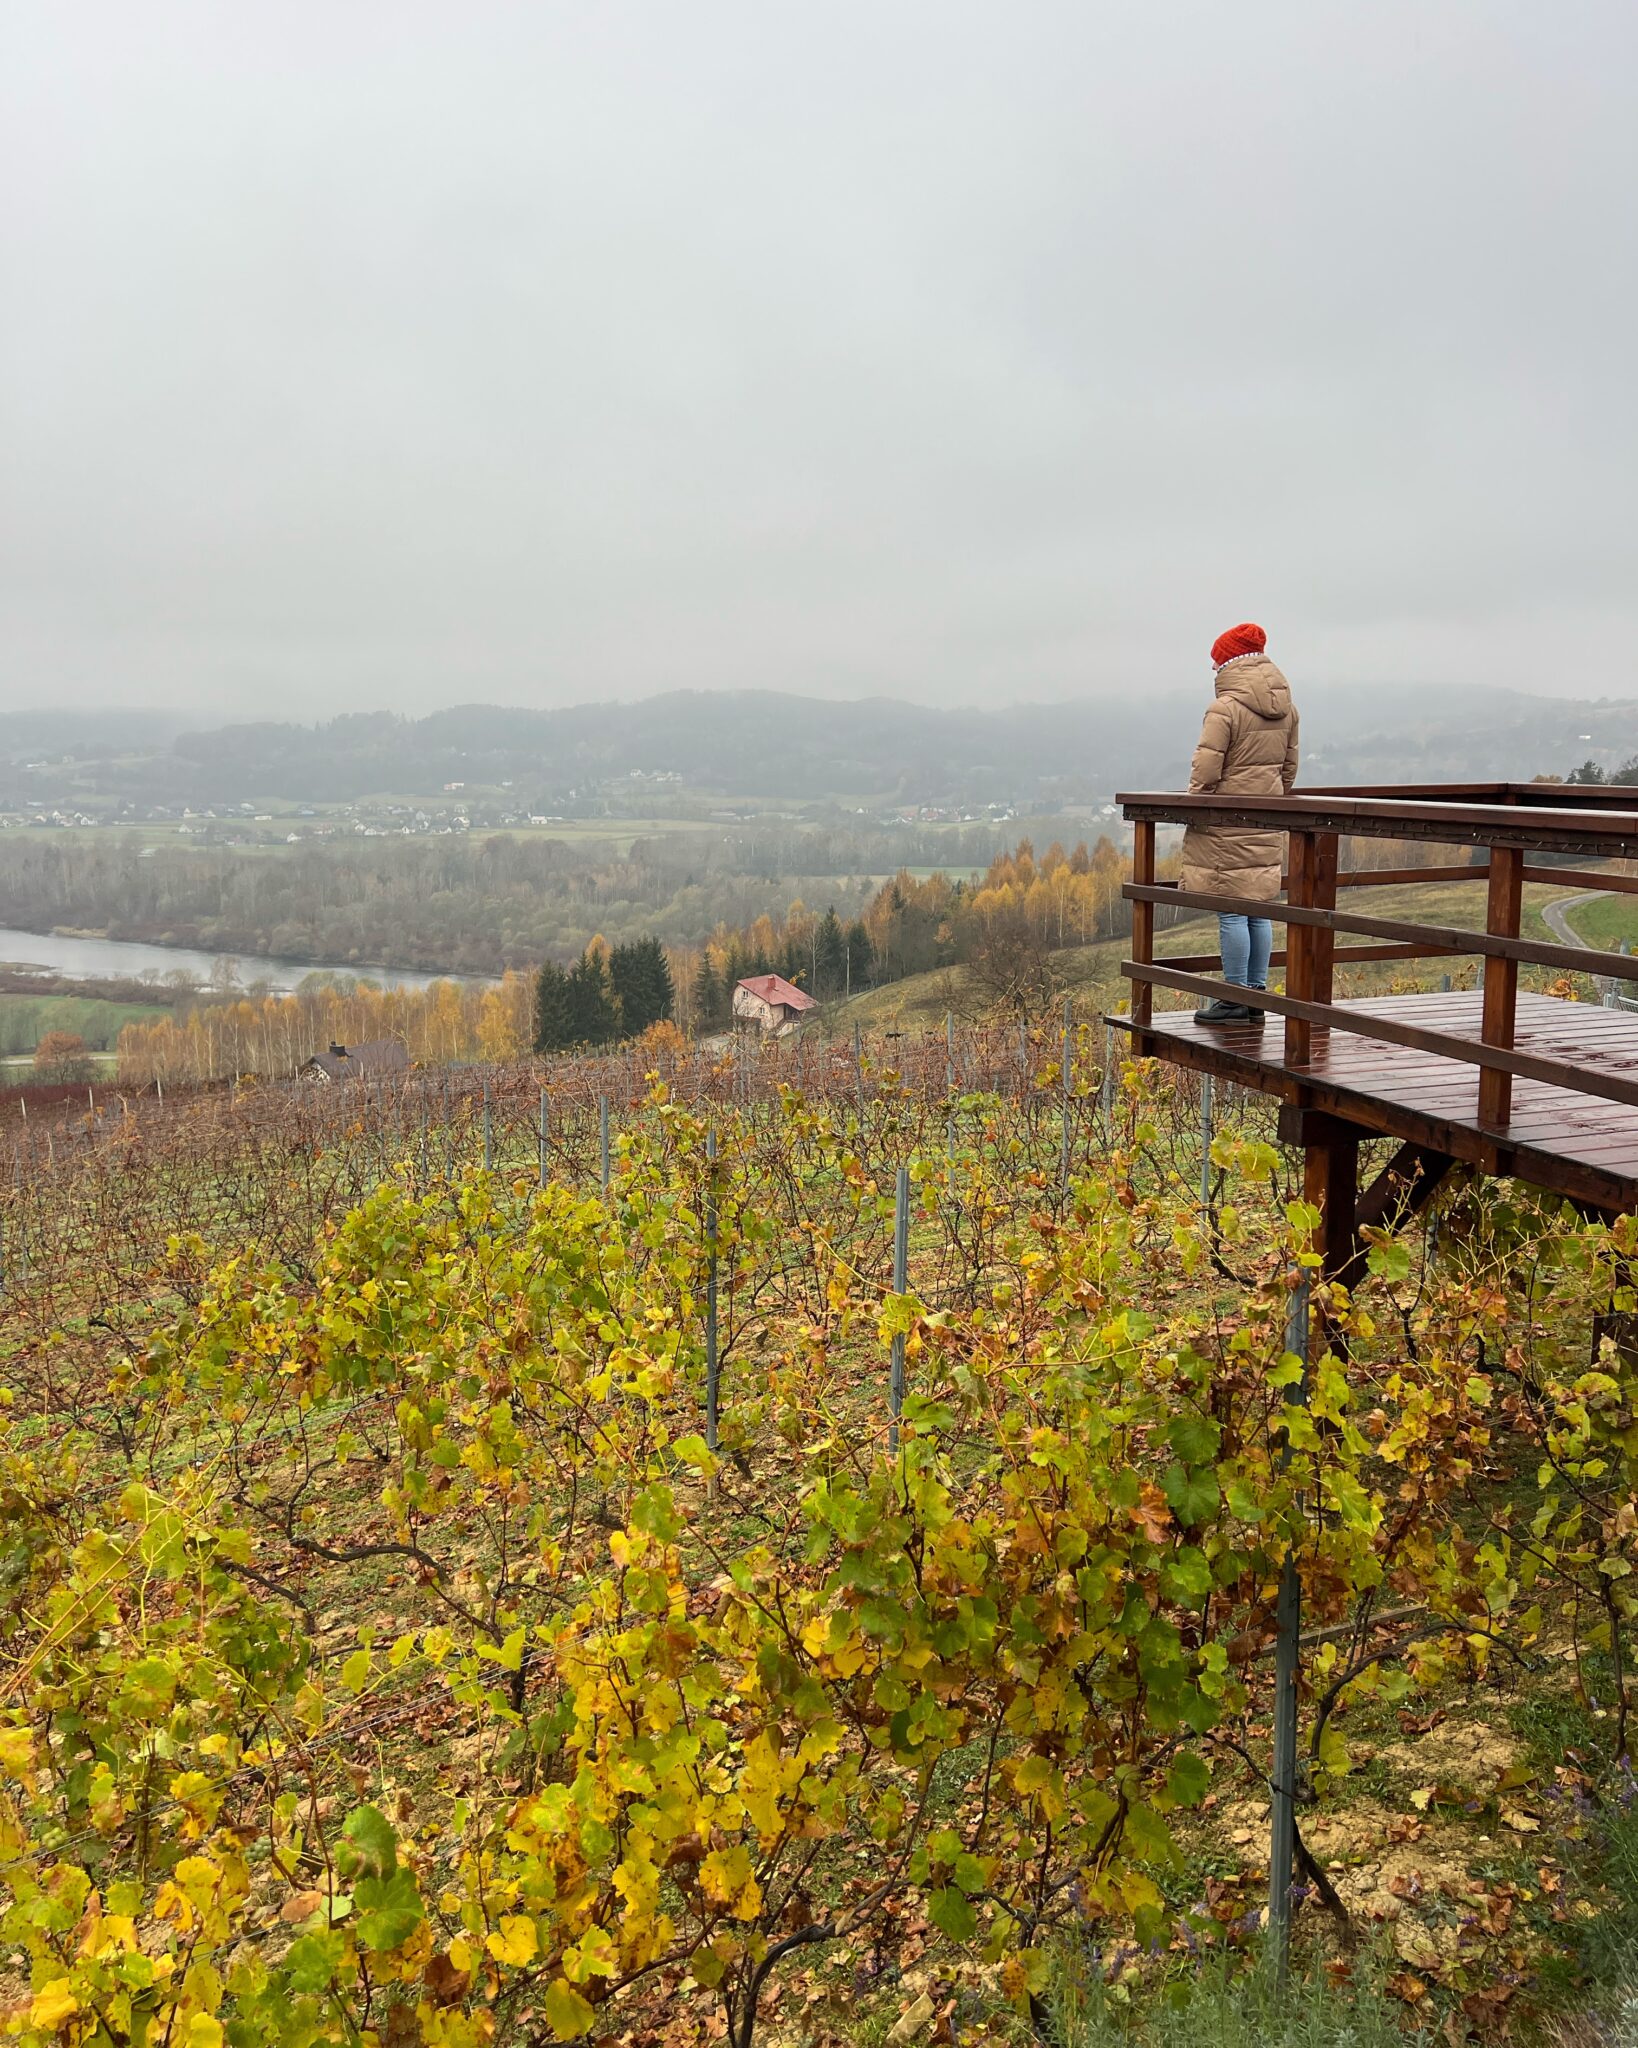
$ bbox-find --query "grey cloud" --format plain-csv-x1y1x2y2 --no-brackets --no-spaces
2,0,1634,716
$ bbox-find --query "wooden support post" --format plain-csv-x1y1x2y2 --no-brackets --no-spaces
1284,833,1315,1066
1280,1104,1364,1290
1479,845,1523,1128
1131,820,1156,1029
1332,1144,1454,1293
1305,1123,1360,1285
1283,831,1338,1068
1309,832,1339,1012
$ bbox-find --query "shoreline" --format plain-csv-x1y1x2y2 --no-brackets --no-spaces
0,920,491,993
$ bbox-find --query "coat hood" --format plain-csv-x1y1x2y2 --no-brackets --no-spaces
1214,653,1290,722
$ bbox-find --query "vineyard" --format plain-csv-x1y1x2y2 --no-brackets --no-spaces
3,1023,1637,2046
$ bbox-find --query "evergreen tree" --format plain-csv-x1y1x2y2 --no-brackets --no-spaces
608,942,638,1035
692,955,722,1034
845,920,874,993
814,909,846,998
564,945,616,1046
611,936,675,1037
534,959,574,1052
641,936,676,1029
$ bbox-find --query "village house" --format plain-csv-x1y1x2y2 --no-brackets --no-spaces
732,973,818,1038
299,1038,411,1083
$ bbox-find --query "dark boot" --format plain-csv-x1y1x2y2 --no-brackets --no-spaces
1245,985,1268,1020
1194,998,1254,1025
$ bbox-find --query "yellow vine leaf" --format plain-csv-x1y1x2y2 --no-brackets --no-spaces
486,1914,539,1966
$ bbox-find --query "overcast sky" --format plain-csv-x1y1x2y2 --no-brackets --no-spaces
2,1,1634,720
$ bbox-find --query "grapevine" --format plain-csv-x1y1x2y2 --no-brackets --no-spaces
2,1024,1634,2043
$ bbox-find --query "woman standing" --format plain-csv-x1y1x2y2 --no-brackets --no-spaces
1178,622,1299,1024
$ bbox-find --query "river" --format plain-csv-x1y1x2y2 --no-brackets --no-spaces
0,926,478,995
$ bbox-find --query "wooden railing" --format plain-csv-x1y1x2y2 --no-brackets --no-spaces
1118,784,1638,1128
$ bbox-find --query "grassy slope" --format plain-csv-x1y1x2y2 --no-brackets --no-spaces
830,879,1589,1034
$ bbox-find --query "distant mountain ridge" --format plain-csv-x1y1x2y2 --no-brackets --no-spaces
5,685,1636,809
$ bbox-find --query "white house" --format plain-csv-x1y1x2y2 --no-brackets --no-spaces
732,973,818,1038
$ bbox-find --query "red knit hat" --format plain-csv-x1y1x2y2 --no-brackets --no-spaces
1211,622,1267,667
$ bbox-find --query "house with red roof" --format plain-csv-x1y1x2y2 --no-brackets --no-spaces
732,972,818,1037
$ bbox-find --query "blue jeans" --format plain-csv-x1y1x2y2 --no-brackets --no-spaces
1218,914,1271,990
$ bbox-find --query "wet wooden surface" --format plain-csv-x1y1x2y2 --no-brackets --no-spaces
1117,991,1638,1212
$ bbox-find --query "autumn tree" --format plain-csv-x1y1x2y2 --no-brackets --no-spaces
33,1030,95,1083
477,971,532,1061
968,909,1057,1016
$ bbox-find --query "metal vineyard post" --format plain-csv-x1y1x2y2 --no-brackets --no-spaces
888,1163,909,1453
1199,1074,1214,1217
946,1012,956,1170
705,1127,720,1455
1267,1267,1312,1986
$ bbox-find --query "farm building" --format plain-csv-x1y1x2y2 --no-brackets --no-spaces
732,973,818,1037
299,1038,410,1083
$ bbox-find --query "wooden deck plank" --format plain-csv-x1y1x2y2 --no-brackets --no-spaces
1117,990,1638,1210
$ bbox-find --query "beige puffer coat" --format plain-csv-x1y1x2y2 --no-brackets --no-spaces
1177,654,1300,902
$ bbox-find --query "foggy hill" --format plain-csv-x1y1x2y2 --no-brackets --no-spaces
4,684,1635,811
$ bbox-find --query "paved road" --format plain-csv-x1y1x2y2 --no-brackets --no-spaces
1543,889,1618,1000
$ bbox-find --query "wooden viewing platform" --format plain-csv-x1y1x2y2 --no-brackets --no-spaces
1114,781,1638,1264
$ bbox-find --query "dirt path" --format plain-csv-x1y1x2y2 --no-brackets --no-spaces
1544,889,1619,1000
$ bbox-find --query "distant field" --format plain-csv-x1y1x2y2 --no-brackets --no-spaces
20,822,201,849
491,817,720,850
34,812,732,855
0,991,170,1056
